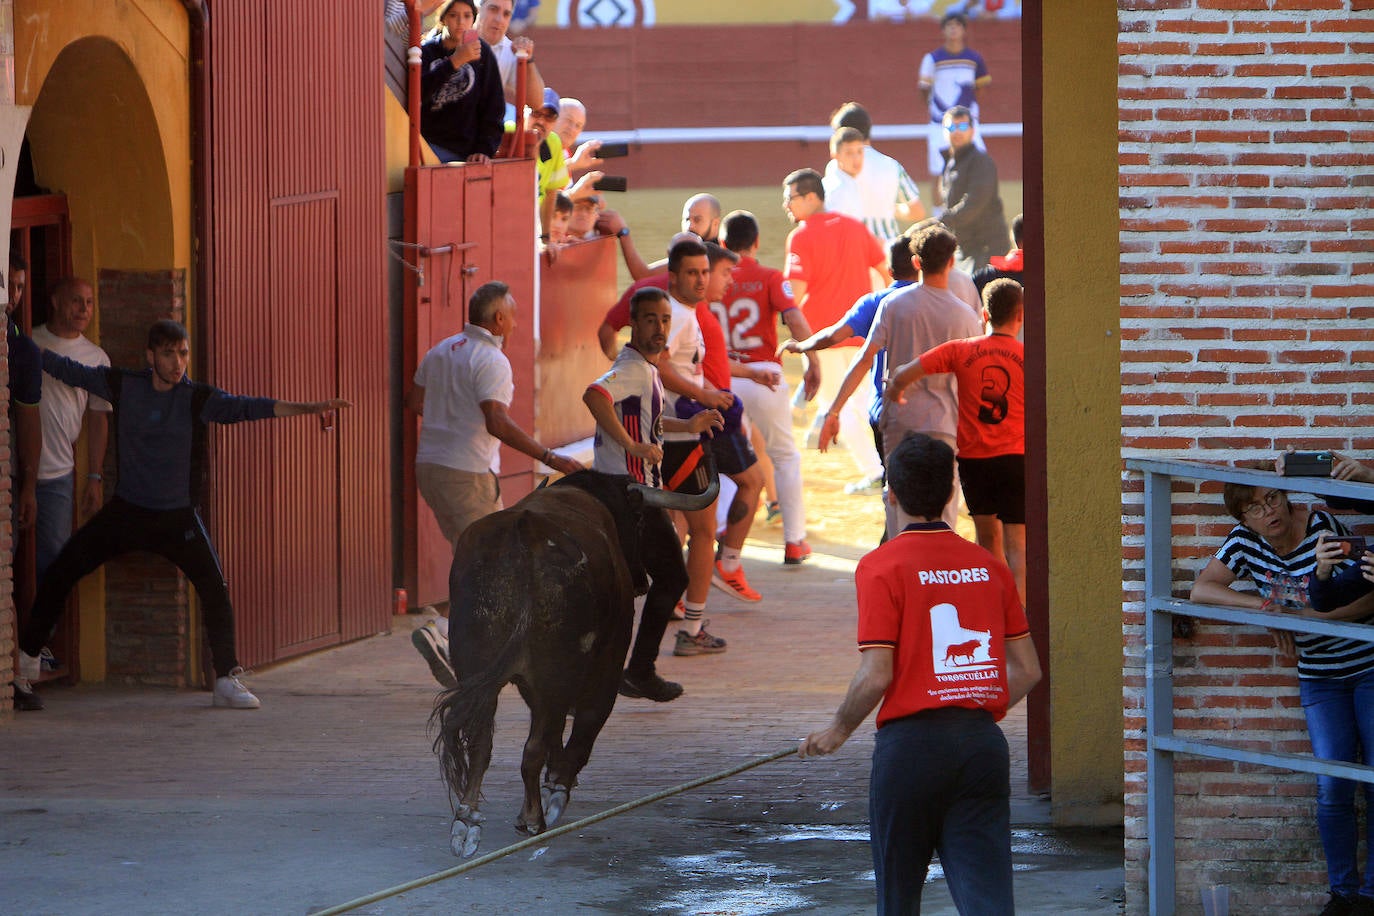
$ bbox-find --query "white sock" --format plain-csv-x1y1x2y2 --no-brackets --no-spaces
719,548,742,573
683,601,706,635
434,615,449,639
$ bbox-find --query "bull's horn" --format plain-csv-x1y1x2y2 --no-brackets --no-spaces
628,450,720,512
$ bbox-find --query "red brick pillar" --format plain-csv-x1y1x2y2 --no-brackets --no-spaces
1119,4,1372,911
96,268,191,686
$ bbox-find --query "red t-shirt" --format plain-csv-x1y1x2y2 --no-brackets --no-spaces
918,333,1024,459
604,274,729,390
714,256,795,364
603,273,670,331
784,211,885,344
856,524,1029,727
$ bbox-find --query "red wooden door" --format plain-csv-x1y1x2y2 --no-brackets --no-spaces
403,160,536,607
268,198,342,653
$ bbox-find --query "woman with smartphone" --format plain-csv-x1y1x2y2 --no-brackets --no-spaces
1193,482,1374,915
419,0,505,164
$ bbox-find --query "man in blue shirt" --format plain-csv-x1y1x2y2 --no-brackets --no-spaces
780,236,918,494
15,319,348,710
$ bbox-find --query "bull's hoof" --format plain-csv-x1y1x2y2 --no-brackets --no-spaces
542,785,570,827
450,813,483,858
514,818,545,837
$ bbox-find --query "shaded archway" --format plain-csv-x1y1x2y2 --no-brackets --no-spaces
27,36,175,276
23,35,185,685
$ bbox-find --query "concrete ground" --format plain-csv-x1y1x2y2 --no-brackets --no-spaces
0,519,1122,916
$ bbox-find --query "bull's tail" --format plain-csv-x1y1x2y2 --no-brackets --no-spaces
429,613,529,805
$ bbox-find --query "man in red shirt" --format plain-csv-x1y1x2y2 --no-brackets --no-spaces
718,211,819,565
783,168,889,485
799,432,1040,915
886,278,1025,603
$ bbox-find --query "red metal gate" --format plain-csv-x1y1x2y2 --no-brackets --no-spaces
208,0,390,668
401,161,537,607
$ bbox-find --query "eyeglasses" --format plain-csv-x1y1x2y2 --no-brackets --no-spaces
1240,490,1285,519
785,193,805,202
946,121,973,133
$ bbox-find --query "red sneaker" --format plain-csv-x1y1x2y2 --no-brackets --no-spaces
712,560,762,602
784,540,812,566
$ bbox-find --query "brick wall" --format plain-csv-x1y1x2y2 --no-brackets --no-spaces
1,326,13,721
96,269,191,686
1119,1,1374,912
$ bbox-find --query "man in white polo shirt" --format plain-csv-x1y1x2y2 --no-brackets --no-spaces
404,281,581,686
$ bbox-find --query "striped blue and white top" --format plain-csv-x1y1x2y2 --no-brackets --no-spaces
1216,508,1374,680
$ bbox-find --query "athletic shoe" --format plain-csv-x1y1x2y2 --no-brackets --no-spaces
764,501,782,526
673,621,728,656
412,621,457,689
213,668,261,709
618,670,684,702
712,561,762,602
784,540,812,566
1321,893,1356,916
12,679,43,711
18,650,41,682
843,475,883,495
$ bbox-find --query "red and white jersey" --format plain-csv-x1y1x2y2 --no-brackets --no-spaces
714,256,796,364
586,346,664,487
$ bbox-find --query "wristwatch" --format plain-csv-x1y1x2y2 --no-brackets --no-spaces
616,227,630,238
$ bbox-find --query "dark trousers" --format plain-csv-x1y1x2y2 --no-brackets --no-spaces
19,497,240,678
869,707,1014,915
625,506,688,677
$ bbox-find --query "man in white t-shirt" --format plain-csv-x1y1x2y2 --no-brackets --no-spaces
655,239,739,655
824,104,926,245
404,280,581,686
32,277,110,581
477,0,545,113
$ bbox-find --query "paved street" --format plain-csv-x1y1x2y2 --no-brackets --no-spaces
1,529,1123,915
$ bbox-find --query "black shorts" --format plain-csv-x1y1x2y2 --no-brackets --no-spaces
707,427,757,476
957,454,1025,524
661,441,711,496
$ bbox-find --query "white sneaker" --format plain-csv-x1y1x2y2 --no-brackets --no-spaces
213,667,261,709
18,650,41,682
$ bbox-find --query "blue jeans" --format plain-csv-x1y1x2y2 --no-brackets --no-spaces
35,473,75,580
1301,669,1374,899
869,707,1014,914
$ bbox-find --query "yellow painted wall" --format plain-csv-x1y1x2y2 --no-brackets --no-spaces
651,0,840,24
14,0,192,680
385,90,441,194
1042,3,1123,825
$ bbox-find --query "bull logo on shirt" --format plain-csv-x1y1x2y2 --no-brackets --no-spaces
930,602,996,674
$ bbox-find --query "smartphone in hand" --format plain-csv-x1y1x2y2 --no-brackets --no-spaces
1329,535,1369,558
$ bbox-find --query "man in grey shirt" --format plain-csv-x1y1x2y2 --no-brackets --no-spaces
818,225,981,534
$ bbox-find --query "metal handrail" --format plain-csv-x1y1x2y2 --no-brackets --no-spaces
1123,457,1374,916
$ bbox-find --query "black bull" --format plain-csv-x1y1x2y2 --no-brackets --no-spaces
431,468,718,857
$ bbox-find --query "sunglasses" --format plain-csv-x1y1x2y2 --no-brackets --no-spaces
947,121,973,133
